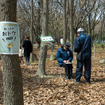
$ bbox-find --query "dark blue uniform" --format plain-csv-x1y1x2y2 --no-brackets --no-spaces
74,32,91,82
56,46,73,79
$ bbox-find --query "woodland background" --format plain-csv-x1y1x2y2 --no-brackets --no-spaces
0,0,105,105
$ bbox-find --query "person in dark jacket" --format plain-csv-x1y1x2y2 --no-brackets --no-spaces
56,43,73,79
74,28,91,83
22,35,32,66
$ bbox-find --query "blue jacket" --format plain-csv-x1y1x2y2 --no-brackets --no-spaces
74,32,91,61
56,46,73,66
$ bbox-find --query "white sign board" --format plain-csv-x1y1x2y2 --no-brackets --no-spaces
40,36,54,42
0,21,20,54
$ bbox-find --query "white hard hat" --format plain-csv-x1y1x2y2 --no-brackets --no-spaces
77,28,84,32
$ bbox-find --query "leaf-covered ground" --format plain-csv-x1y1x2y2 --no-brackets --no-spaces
0,45,105,105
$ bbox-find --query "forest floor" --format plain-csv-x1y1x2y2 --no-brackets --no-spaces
0,45,105,105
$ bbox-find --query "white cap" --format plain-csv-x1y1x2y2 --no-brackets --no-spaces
77,28,84,32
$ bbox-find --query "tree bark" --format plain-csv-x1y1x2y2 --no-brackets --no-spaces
70,0,74,49
30,0,34,63
63,0,67,44
36,0,48,77
37,0,42,48
1,55,23,105
0,0,24,105
88,13,91,35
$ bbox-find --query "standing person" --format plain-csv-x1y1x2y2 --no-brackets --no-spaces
56,43,73,80
74,28,91,83
22,35,32,66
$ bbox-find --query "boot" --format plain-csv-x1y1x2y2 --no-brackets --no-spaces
66,75,69,80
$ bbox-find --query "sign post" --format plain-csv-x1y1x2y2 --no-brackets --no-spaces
40,36,54,42
0,21,20,54
40,36,55,51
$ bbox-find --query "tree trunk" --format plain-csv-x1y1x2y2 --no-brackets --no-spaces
63,0,67,44
30,0,34,63
0,0,24,105
66,0,70,42
93,44,96,57
88,13,91,35
57,28,60,46
70,0,74,49
36,0,48,77
37,0,42,48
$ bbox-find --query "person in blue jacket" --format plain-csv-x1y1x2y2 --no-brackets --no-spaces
56,43,73,79
74,28,91,83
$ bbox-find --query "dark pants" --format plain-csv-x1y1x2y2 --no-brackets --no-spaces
61,63,72,79
75,58,91,82
25,56,30,66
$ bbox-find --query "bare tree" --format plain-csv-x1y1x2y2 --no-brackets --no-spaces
0,0,24,105
30,0,34,62
63,0,67,44
36,0,49,77
70,0,74,49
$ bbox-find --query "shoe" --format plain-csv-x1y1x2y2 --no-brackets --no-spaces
86,82,90,84
66,76,69,80
76,81,80,84
75,80,80,84
86,80,90,84
75,82,81,85
68,76,73,79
